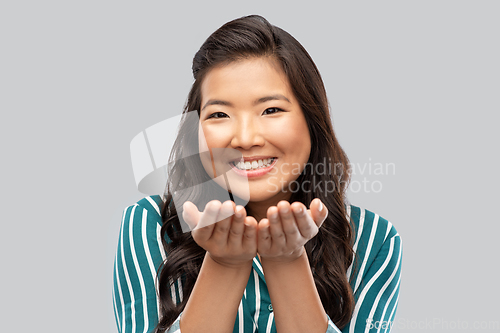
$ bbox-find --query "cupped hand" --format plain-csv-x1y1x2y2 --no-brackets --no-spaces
257,198,328,263
183,200,258,268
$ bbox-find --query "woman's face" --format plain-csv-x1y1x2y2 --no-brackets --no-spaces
198,57,311,205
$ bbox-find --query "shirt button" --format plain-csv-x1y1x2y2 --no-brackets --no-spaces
268,304,273,312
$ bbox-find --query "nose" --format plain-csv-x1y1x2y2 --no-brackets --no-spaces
230,117,265,150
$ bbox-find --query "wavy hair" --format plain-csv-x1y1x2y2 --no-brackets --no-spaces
155,15,355,332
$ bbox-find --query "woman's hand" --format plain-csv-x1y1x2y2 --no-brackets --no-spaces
257,198,328,263
183,200,258,268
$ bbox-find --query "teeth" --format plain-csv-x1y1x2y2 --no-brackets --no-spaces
233,158,275,170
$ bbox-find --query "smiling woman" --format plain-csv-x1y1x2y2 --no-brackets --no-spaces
198,57,311,212
113,15,402,333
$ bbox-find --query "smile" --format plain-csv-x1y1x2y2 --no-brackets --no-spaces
228,157,277,177
230,157,276,170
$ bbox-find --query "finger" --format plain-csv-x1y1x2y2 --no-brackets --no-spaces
191,201,220,244
228,205,246,247
267,201,290,249
242,216,258,252
182,201,200,230
268,205,285,249
211,200,234,243
279,201,301,245
308,198,328,228
257,218,271,252
217,199,236,221
196,200,221,229
293,202,318,240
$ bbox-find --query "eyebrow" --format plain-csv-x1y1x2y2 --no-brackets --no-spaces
201,94,291,112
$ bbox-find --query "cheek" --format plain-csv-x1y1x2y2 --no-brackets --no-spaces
198,125,229,150
295,116,311,159
277,117,311,159
198,125,213,177
198,124,232,178
198,125,209,152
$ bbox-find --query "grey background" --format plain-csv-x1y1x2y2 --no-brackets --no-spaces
1,1,498,332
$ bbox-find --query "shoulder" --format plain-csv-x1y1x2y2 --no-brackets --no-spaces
122,195,165,226
117,195,168,265
343,205,402,331
346,204,402,281
346,204,402,296
347,204,400,250
135,195,165,220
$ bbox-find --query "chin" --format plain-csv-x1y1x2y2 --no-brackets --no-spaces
240,186,290,204
247,192,278,203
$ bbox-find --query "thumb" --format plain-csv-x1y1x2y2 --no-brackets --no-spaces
182,201,200,230
308,198,328,228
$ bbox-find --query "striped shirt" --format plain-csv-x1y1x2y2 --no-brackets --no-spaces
113,195,402,333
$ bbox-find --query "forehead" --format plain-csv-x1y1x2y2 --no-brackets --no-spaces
200,57,294,103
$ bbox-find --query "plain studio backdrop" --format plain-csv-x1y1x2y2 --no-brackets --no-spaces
1,1,498,332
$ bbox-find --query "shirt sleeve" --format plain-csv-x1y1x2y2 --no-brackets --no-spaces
113,201,184,333
326,315,343,333
166,314,182,333
326,211,402,333
345,225,402,332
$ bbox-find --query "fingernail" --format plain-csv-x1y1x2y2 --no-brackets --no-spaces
235,207,243,218
318,200,323,212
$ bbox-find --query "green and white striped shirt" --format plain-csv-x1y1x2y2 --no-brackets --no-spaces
113,195,402,333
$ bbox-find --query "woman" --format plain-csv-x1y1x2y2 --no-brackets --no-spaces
113,15,402,333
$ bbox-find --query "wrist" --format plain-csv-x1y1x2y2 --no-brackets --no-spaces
207,252,254,270
259,246,306,265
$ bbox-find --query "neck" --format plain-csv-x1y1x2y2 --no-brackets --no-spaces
245,191,292,222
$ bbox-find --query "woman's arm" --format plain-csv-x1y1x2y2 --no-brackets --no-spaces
180,253,253,333
257,199,329,333
258,203,402,333
261,249,328,333
113,198,170,333
179,200,258,333
341,209,402,333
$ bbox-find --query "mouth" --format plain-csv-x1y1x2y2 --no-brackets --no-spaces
229,157,277,171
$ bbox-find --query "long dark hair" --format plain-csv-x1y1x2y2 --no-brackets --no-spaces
155,15,355,332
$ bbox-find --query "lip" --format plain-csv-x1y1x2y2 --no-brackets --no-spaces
229,155,276,164
229,157,278,178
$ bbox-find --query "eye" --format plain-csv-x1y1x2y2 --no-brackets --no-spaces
262,107,284,115
206,112,229,119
